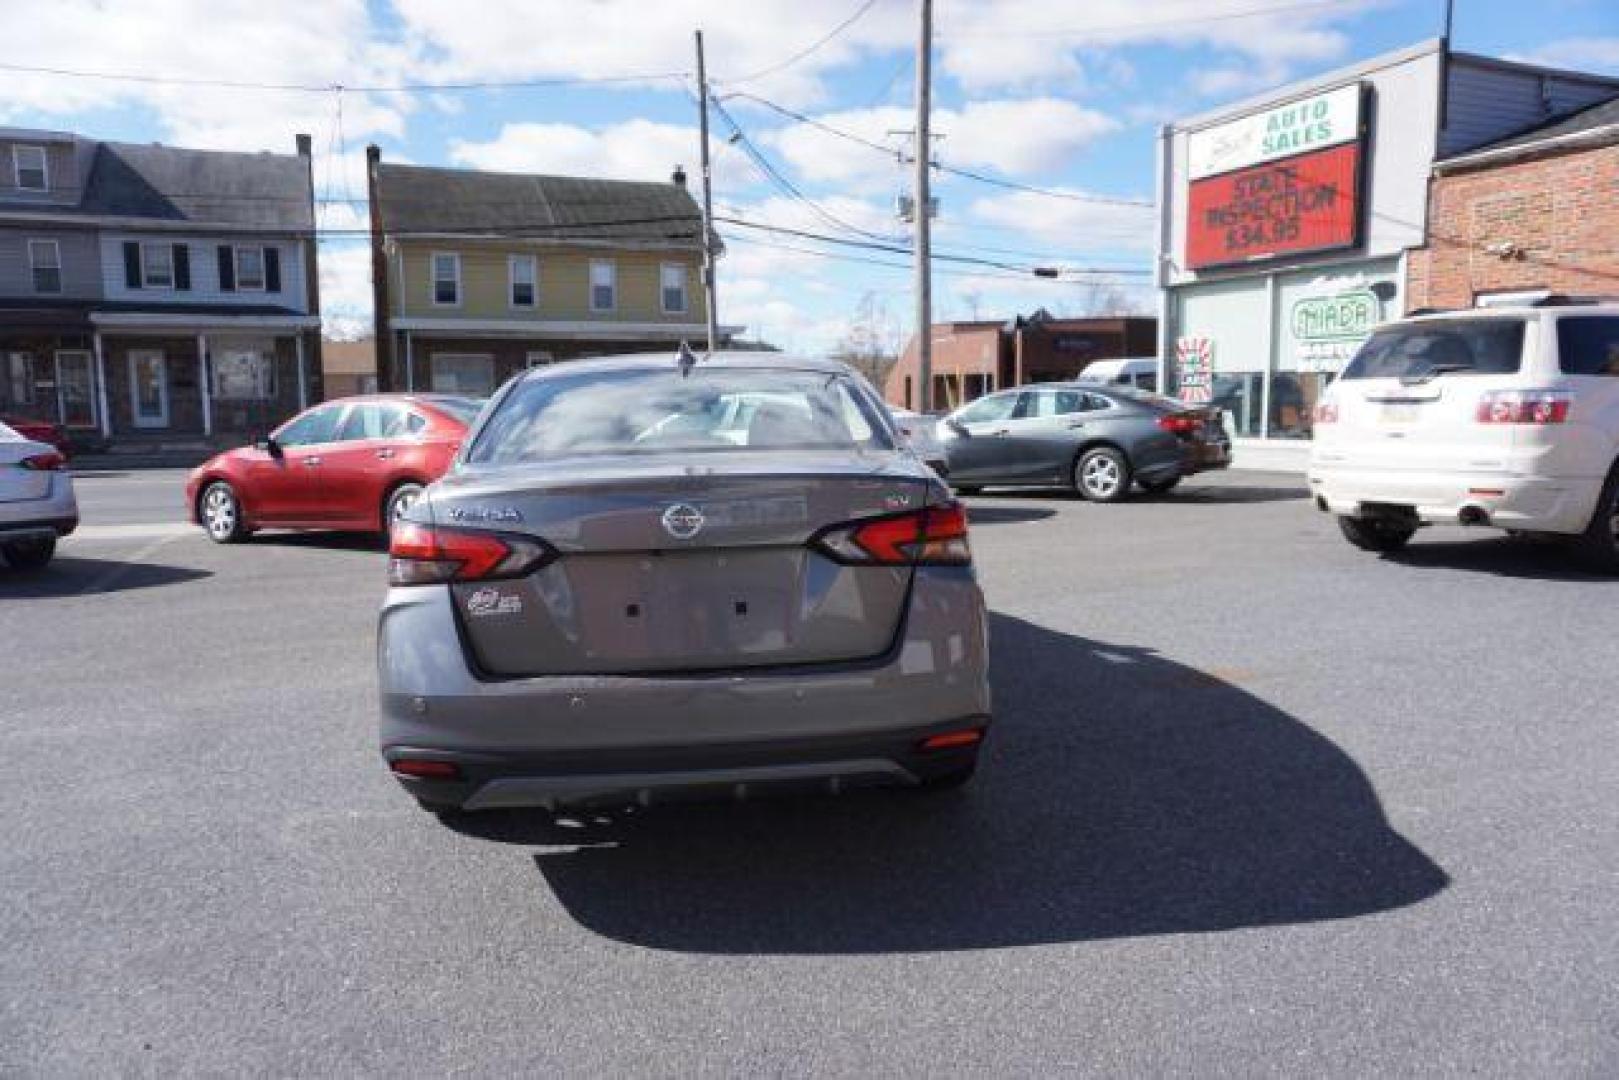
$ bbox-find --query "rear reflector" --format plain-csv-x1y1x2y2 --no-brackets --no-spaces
1476,390,1571,425
19,451,66,471
919,729,985,752
390,759,461,780
388,522,554,586
815,502,972,566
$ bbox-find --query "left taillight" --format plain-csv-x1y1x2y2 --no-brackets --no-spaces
814,502,972,567
20,451,66,471
387,522,554,586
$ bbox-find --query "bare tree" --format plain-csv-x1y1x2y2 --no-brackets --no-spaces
831,291,902,389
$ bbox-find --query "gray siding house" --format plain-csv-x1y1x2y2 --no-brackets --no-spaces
0,128,322,449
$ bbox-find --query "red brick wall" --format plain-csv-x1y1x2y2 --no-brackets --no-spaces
884,324,1004,409
1406,144,1619,311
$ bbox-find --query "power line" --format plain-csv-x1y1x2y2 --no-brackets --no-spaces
720,0,883,86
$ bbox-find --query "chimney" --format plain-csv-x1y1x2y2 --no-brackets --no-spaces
296,133,312,158
672,164,687,188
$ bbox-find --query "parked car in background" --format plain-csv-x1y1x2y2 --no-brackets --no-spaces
378,353,990,815
1076,357,1159,392
186,394,481,543
0,421,77,570
0,416,70,457
941,383,1229,500
889,406,949,476
1310,301,1619,569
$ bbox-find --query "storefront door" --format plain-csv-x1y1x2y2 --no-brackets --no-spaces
54,351,97,431
128,349,169,429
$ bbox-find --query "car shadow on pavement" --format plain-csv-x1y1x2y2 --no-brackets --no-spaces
1385,535,1617,583
0,556,211,598
452,613,1448,954
246,531,386,552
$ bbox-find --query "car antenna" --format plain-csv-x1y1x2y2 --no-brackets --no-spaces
676,340,700,377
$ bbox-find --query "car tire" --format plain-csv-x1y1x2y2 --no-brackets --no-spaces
1138,475,1181,495
383,482,425,534
199,481,249,544
1573,462,1619,573
1337,515,1416,553
2,536,55,570
1074,446,1132,502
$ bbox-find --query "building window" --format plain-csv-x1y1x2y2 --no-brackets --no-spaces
509,255,537,308
525,350,553,368
590,260,616,312
6,352,36,406
430,353,494,396
660,263,688,314
141,242,174,288
13,146,46,192
28,240,61,294
211,345,277,401
235,246,266,291
431,252,460,306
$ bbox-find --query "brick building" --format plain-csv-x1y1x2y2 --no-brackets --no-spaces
1407,95,1619,309
883,311,1156,411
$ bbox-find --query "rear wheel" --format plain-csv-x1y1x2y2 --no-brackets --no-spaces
200,481,248,544
2,536,55,570
1138,475,1181,495
383,482,425,534
1074,446,1132,502
1338,515,1416,553
1573,463,1619,573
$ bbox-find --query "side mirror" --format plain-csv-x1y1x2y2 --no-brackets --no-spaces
257,435,284,459
944,418,969,438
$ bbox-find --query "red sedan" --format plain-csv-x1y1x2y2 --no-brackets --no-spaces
186,394,481,543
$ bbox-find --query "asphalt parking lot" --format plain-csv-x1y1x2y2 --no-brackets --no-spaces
3,468,1616,1075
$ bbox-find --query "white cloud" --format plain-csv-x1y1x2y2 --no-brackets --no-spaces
448,119,755,190
317,241,374,335
969,190,1158,256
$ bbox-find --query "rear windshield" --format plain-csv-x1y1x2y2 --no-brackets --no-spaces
1341,319,1526,381
424,396,484,424
467,367,894,464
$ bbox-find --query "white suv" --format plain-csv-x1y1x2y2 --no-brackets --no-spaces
1309,301,1619,569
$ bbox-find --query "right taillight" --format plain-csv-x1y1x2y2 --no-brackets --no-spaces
20,451,66,471
1475,390,1572,425
814,502,972,566
1313,402,1339,425
387,522,554,586
1156,413,1201,436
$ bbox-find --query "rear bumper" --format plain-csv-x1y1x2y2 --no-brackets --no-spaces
386,720,987,810
0,515,77,543
378,566,992,807
0,476,78,540
1308,462,1602,534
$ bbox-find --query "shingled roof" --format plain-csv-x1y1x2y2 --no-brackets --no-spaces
374,162,702,248
81,141,314,230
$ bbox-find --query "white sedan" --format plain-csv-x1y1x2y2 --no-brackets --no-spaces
889,407,949,477
0,421,78,570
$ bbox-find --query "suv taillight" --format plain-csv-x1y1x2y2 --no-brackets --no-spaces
1313,402,1339,425
20,451,66,471
1475,390,1572,425
814,503,972,566
387,522,554,586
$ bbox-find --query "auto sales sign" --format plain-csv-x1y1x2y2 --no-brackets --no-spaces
1185,84,1365,269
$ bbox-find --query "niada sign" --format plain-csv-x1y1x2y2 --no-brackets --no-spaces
1189,83,1362,181
1289,286,1384,371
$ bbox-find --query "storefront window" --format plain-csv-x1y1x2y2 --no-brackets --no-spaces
212,348,276,401
1210,372,1264,437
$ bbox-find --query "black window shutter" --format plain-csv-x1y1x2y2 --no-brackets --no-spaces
265,247,281,293
217,245,235,291
123,242,141,288
173,244,191,290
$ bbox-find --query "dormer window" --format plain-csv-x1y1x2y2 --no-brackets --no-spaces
14,146,47,192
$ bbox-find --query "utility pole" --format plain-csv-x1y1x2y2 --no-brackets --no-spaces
694,30,720,353
913,0,933,411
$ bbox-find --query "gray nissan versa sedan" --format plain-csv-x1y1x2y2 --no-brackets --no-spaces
377,352,991,814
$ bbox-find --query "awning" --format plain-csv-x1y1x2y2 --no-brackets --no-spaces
90,312,322,332
390,317,745,341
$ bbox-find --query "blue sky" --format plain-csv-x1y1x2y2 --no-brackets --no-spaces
2,0,1616,349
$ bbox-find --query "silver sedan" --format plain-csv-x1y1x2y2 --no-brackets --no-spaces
0,422,78,570
377,353,992,815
